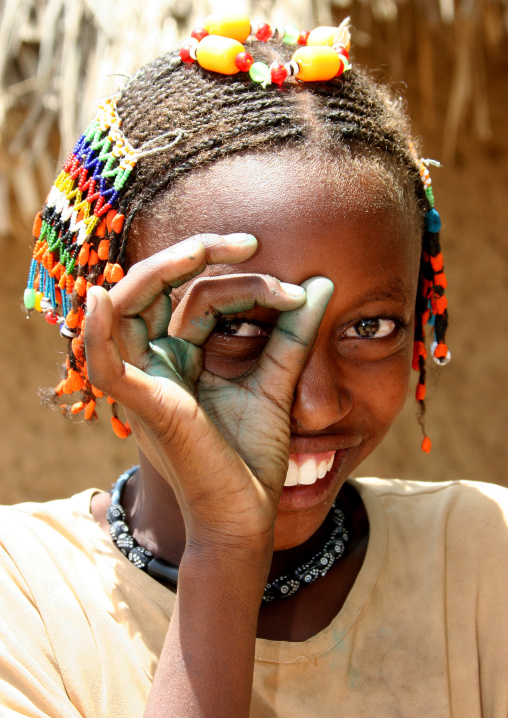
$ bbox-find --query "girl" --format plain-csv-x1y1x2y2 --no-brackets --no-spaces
6,13,508,717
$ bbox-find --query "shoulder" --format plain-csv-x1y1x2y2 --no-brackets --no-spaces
354,477,508,560
0,490,103,585
355,475,508,513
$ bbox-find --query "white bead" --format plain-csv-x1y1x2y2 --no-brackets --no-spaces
60,324,77,339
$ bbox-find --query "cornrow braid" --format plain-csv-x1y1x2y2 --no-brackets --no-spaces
25,29,449,448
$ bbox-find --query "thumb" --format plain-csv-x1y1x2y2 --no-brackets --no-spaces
252,277,334,406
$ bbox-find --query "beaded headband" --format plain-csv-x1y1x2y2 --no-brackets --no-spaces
179,14,352,88
23,12,448,449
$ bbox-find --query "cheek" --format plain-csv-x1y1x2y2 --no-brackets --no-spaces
355,348,413,431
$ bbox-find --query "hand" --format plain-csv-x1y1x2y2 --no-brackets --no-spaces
84,234,333,555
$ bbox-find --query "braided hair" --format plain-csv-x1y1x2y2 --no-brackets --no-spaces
27,37,449,447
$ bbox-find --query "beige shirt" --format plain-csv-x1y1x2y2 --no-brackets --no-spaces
1,477,507,717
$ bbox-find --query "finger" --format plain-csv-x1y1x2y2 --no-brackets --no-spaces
113,292,172,369
109,233,258,365
84,286,186,414
252,277,334,404
170,274,306,345
110,233,257,319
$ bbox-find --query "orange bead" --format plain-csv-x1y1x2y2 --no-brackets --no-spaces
54,380,66,396
88,249,99,266
109,263,124,283
203,12,251,43
292,46,340,82
71,335,84,358
107,396,116,404
434,343,449,359
98,239,110,261
111,213,125,234
96,218,107,237
32,212,43,238
71,401,85,414
430,253,444,272
66,308,83,329
66,369,83,392
415,383,426,401
84,400,96,421
421,436,432,453
78,243,90,266
91,385,104,398
196,35,245,75
106,209,117,232
434,272,447,289
435,295,448,314
74,276,87,297
307,26,337,46
111,416,131,439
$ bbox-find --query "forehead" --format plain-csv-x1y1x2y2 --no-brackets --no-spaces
128,150,421,288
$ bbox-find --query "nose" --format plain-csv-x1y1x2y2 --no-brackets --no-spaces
290,341,352,432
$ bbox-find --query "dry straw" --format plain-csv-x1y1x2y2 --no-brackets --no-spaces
0,0,506,240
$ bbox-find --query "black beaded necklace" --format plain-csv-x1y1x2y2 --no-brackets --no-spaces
107,466,349,602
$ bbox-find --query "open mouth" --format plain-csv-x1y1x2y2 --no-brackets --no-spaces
283,451,336,487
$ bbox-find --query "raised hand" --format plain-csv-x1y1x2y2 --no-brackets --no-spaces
84,233,333,552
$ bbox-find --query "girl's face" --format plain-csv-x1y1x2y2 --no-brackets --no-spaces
130,151,422,549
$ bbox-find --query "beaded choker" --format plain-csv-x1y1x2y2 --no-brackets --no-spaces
106,467,349,602
180,13,351,88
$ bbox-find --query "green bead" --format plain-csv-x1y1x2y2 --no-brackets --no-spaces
24,287,36,310
283,25,300,44
249,62,270,84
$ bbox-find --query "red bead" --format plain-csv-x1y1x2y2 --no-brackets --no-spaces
336,58,345,76
235,51,254,72
179,46,194,64
297,31,310,45
270,61,288,85
191,27,209,42
334,45,349,60
256,23,272,42
45,310,59,324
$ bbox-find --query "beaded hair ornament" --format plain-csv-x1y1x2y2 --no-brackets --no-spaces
24,12,449,450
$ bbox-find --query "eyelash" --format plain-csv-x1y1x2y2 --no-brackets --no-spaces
215,319,270,337
214,317,404,341
343,318,400,339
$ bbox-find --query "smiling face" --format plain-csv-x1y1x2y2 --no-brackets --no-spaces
129,149,422,550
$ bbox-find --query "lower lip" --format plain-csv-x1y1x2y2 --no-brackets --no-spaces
278,450,349,512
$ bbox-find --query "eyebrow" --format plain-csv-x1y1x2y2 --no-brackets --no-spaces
353,281,413,307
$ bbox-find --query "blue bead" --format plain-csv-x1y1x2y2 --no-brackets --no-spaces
426,208,441,233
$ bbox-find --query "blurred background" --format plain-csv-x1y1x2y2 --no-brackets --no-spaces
0,0,507,504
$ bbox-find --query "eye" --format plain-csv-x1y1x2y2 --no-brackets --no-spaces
344,318,397,339
214,319,270,338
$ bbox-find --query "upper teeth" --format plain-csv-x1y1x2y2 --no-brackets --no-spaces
284,453,335,487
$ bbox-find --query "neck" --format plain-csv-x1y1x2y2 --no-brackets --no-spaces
114,451,365,583
121,451,187,566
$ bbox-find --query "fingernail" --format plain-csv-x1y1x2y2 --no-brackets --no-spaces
86,290,97,314
224,233,257,244
281,282,305,297
172,238,198,256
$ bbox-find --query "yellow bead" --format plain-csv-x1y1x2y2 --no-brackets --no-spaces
196,35,244,75
203,12,251,43
34,291,43,312
307,26,337,47
292,46,340,82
